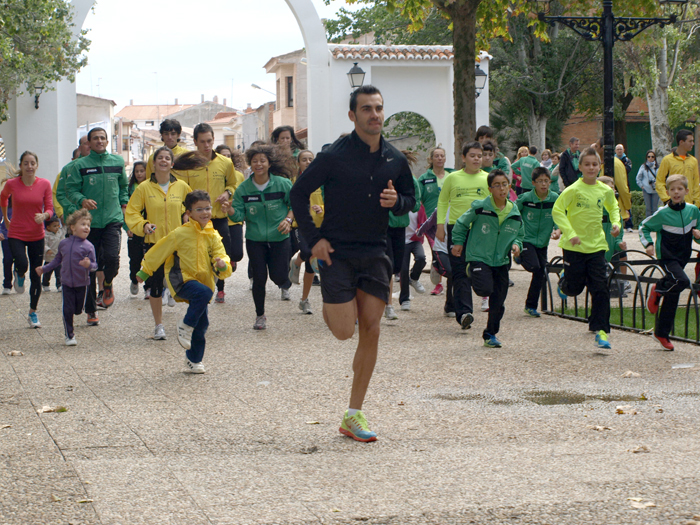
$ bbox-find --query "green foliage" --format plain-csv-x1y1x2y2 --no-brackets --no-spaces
0,0,90,122
382,111,436,153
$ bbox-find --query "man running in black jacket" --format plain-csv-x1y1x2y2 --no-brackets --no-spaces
290,85,415,442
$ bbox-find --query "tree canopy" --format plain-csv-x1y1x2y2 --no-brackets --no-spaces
0,0,90,122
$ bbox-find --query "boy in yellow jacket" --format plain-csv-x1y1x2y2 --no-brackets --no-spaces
137,190,232,374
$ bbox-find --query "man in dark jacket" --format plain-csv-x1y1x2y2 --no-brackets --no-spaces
559,137,581,188
291,85,415,443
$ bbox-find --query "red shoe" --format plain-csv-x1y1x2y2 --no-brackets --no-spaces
430,283,444,295
654,334,674,351
647,284,661,314
215,291,225,303
87,313,99,326
102,286,114,308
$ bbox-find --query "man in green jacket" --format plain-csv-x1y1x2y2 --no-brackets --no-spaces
452,170,524,348
65,127,128,318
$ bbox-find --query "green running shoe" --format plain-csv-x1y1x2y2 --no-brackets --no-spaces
339,410,377,442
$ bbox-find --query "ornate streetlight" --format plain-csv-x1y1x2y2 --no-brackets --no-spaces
474,65,488,98
347,63,366,89
537,0,687,176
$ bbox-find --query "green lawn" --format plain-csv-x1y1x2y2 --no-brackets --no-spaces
559,306,700,341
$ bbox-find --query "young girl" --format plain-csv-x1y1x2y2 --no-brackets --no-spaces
225,144,294,330
127,161,147,297
126,147,192,341
137,190,232,373
552,147,620,349
271,126,305,158
42,215,64,292
0,151,54,327
36,209,97,346
288,150,324,314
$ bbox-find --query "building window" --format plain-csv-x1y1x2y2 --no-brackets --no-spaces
145,120,154,126
286,76,293,108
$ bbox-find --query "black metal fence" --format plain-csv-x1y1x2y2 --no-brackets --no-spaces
542,250,700,344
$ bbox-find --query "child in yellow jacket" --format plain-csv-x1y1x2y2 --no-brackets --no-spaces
137,190,232,374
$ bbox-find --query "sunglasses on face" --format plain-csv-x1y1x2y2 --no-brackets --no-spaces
647,155,655,159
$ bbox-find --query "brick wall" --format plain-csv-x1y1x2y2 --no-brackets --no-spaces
559,116,601,153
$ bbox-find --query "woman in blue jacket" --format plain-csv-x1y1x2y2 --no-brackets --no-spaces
636,149,659,218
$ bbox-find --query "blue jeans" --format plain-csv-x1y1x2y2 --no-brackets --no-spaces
177,280,213,364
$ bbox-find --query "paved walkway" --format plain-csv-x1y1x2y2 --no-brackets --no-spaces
1,234,699,524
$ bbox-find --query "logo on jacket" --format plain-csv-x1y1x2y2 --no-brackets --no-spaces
249,207,257,215
89,177,96,185
527,211,534,221
482,223,490,234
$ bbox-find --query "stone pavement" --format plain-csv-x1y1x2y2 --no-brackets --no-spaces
1,233,699,525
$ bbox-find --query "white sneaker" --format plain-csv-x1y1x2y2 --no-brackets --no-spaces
444,311,456,318
164,288,176,307
130,282,138,295
65,336,77,346
384,305,398,320
299,299,313,314
42,285,51,293
394,274,400,282
185,359,205,374
289,258,301,285
27,311,41,328
481,297,490,312
2,288,11,295
162,289,168,306
281,288,291,301
154,324,166,340
400,300,411,311
410,279,426,294
177,319,194,350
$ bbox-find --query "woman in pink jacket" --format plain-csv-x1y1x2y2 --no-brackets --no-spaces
0,151,54,327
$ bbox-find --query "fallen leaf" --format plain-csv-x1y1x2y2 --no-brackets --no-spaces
616,405,638,415
628,445,651,453
621,371,640,378
627,497,643,502
1,425,11,430
397,401,405,406
305,421,320,425
37,406,68,414
588,425,612,431
332,509,341,513
656,408,664,413
7,351,23,356
630,501,656,509
77,499,93,504
640,393,648,400
51,495,61,502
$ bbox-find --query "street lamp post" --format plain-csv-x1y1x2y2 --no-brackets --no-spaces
538,0,684,177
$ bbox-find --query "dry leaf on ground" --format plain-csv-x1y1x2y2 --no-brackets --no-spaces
7,351,23,356
588,425,612,431
621,371,641,378
51,495,61,502
305,421,320,425
630,501,656,509
617,405,638,415
1,424,11,429
37,406,67,414
628,445,651,453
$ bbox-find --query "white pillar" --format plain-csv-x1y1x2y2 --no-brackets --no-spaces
285,0,331,153
0,0,94,182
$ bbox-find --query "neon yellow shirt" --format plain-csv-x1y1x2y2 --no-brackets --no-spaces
437,169,489,225
552,178,621,253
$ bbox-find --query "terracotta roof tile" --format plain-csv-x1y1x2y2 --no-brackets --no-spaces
328,44,455,61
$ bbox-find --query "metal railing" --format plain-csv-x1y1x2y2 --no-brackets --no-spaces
542,250,700,344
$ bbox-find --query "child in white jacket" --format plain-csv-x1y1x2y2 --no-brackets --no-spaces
43,215,65,291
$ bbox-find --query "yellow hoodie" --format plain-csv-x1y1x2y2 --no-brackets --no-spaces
125,174,192,244
656,151,700,205
174,152,239,219
139,220,232,301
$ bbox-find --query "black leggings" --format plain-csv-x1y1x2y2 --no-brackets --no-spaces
211,218,232,291
128,234,145,285
290,228,314,274
228,223,244,264
8,238,44,310
247,238,291,316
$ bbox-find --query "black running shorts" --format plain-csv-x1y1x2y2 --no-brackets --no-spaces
319,255,392,304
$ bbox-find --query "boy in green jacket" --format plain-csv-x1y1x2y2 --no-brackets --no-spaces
451,170,524,348
516,167,560,317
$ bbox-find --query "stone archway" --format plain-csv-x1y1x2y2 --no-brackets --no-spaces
0,0,330,176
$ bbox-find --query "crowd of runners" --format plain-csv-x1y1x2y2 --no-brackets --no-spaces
1,85,699,442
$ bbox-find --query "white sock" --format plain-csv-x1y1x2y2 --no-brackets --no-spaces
347,408,359,416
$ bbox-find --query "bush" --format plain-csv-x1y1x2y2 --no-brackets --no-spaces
630,190,644,207
631,205,646,228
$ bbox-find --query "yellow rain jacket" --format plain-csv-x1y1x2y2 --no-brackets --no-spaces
125,174,192,244
174,152,238,219
138,220,232,301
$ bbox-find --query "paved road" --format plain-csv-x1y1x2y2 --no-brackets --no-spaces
1,233,699,524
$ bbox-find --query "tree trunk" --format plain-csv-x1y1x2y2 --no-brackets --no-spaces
646,36,673,156
446,0,481,168
527,101,547,154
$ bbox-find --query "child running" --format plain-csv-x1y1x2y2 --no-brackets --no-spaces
552,147,621,349
42,215,64,292
126,161,147,297
451,170,524,347
641,175,700,351
288,149,324,314
136,190,232,373
36,209,97,346
516,167,560,317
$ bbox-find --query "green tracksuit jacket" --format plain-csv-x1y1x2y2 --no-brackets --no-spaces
516,190,559,248
65,151,129,228
229,174,293,242
453,197,524,267
389,177,422,228
417,168,454,216
639,201,700,262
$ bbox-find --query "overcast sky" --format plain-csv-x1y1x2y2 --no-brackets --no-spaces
75,0,351,112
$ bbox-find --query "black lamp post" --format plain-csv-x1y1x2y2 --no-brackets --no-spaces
474,65,488,98
34,86,43,110
537,0,685,177
347,63,366,89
